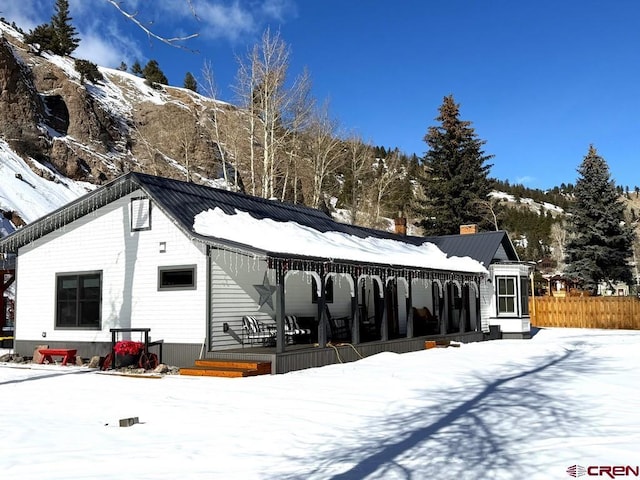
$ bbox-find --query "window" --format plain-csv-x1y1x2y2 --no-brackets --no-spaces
158,265,196,290
520,276,530,315
496,276,517,315
56,272,102,329
131,197,151,231
312,276,334,303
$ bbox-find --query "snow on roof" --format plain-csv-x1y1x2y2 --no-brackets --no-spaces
193,207,488,274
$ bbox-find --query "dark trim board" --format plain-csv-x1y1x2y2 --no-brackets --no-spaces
206,331,487,374
14,331,493,373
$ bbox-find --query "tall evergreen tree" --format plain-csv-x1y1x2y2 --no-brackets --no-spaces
50,0,79,56
24,23,55,53
183,72,198,92
418,95,494,235
142,59,168,85
130,60,143,76
564,145,635,294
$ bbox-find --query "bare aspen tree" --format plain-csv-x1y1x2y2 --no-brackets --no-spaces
201,60,233,188
235,52,260,195
371,151,403,225
130,123,161,176
344,135,372,225
473,197,501,231
303,101,344,209
280,68,314,203
236,28,308,199
169,111,199,182
550,221,568,271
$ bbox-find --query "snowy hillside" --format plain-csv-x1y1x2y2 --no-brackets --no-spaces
490,190,565,216
0,140,94,233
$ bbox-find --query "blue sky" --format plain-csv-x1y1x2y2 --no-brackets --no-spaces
3,0,639,190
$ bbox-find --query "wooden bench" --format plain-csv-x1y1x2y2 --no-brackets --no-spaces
38,348,77,366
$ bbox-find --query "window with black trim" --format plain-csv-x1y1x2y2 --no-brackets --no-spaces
158,265,196,290
496,276,517,315
56,271,102,329
520,276,530,315
131,197,151,231
312,276,334,303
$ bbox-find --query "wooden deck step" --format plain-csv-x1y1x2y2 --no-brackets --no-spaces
194,359,271,374
180,359,271,378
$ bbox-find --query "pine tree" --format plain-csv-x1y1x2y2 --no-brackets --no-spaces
418,95,494,235
183,72,198,92
142,59,168,86
50,0,79,56
24,23,55,53
130,60,143,76
564,146,635,294
117,62,128,72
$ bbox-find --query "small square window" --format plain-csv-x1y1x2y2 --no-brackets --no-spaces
158,265,196,291
131,197,151,231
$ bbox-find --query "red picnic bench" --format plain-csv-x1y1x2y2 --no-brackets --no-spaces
38,348,77,366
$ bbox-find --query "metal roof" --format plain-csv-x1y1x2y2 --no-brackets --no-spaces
129,173,402,240
422,231,520,268
0,172,514,270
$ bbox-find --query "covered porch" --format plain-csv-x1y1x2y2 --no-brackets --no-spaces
205,249,489,373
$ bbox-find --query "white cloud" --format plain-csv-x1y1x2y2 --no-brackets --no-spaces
515,176,535,185
0,0,50,31
75,16,144,69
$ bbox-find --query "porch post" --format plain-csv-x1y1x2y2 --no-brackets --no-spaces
0,284,4,331
440,283,448,336
275,265,286,354
380,276,388,341
0,271,15,331
406,275,413,338
351,274,360,344
459,283,467,334
317,274,327,347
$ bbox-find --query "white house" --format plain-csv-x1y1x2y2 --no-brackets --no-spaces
0,173,531,372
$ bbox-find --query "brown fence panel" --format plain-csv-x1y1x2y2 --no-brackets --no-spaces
529,296,640,330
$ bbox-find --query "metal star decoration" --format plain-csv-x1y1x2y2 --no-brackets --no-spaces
254,272,277,310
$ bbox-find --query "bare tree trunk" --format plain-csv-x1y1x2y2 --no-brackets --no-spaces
306,101,344,209
235,29,311,200
201,61,230,186
345,135,372,225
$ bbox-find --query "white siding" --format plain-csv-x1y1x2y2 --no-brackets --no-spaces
486,263,531,335
479,279,493,333
15,191,207,345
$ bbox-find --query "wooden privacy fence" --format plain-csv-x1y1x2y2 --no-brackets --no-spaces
529,296,640,330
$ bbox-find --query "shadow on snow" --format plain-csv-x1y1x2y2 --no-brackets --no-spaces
283,342,600,480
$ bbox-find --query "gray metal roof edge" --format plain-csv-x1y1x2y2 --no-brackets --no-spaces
500,232,520,261
0,173,138,253
125,173,272,258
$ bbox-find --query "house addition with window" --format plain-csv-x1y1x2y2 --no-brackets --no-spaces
0,173,532,373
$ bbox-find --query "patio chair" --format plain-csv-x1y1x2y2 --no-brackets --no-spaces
242,315,276,346
324,305,351,343
284,315,312,344
412,306,439,335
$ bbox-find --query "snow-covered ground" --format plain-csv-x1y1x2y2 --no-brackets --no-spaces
1,327,638,479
